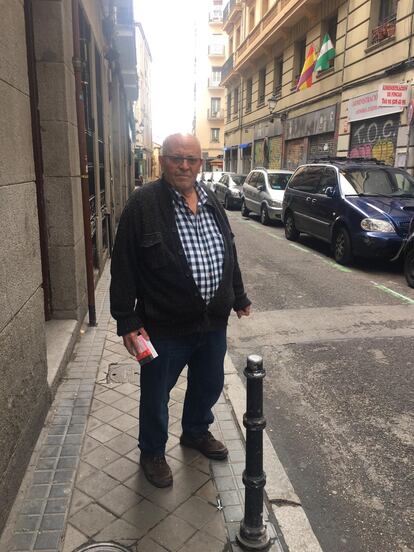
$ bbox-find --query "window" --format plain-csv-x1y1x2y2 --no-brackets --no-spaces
293,39,306,87
246,78,252,112
319,14,337,70
258,67,266,106
234,86,239,115
249,8,255,32
370,0,397,45
229,34,234,55
211,128,220,142
235,26,241,48
273,56,283,97
261,0,269,16
226,92,232,122
211,66,222,85
211,97,221,116
255,173,265,189
318,169,337,194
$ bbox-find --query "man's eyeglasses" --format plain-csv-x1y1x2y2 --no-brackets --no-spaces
163,155,201,166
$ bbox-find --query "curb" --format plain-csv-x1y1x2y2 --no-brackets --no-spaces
223,354,324,552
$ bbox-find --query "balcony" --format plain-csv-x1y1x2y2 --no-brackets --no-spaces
209,10,223,23
223,0,243,32
222,0,321,85
208,77,223,88
208,109,225,121
208,44,225,57
221,54,233,82
370,14,397,46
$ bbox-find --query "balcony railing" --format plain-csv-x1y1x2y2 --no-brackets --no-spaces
221,54,233,81
208,109,225,120
208,44,225,56
209,10,223,23
223,0,242,26
371,14,397,45
208,77,223,88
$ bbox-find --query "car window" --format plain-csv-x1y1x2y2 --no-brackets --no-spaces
268,173,291,190
246,172,258,186
288,167,306,190
232,175,246,186
292,167,322,193
256,173,266,188
317,169,337,194
342,168,414,197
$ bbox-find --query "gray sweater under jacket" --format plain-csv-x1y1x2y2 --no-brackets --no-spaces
110,177,251,338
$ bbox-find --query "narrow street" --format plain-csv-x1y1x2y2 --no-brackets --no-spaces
226,211,414,552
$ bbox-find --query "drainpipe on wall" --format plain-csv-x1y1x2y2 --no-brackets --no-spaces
24,0,53,320
72,0,97,326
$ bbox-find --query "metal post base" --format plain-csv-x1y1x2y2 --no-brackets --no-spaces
236,521,270,551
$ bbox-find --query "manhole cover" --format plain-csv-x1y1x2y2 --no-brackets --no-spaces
77,544,130,552
107,363,139,384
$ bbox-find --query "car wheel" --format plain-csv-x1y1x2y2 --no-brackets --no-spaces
404,249,414,288
334,227,353,265
284,212,300,241
241,200,250,217
260,205,270,225
224,195,231,210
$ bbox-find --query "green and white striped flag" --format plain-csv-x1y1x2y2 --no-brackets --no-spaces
315,33,335,73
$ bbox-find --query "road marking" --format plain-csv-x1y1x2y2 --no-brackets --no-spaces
371,282,414,304
266,232,282,240
322,260,353,273
289,243,310,253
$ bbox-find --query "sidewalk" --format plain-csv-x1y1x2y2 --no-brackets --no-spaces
1,265,283,552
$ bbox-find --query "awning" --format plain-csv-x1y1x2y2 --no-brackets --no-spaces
239,143,252,149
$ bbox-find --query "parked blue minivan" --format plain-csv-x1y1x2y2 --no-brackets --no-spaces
281,158,414,264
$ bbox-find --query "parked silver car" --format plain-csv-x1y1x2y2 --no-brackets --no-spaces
215,174,247,210
242,168,293,224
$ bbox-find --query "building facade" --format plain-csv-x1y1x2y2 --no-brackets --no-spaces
221,0,414,175
0,0,137,532
194,0,227,171
134,22,153,183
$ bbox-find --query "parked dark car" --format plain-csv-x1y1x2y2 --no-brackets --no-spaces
403,216,414,287
281,158,414,265
215,174,247,209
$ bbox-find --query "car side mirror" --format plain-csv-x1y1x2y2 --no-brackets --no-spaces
325,187,334,198
257,185,264,192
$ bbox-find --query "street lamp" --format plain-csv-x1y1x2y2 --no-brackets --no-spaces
267,93,278,115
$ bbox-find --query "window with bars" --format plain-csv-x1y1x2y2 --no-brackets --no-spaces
273,56,283,97
246,78,252,113
370,0,397,45
211,128,220,142
227,92,232,122
258,67,266,106
234,86,239,115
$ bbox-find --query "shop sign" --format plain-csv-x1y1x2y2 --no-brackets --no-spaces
285,105,336,141
348,90,403,122
377,83,409,107
254,119,282,139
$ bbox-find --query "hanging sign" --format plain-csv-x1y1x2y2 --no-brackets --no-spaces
377,83,409,107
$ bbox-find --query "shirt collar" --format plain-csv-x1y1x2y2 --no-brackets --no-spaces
170,180,208,208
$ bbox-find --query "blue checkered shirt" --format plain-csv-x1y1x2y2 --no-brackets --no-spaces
172,182,225,304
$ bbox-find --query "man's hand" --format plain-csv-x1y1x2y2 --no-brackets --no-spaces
122,327,150,356
236,305,251,319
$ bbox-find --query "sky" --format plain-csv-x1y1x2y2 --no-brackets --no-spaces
134,0,202,144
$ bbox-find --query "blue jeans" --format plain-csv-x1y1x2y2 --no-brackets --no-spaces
138,329,227,456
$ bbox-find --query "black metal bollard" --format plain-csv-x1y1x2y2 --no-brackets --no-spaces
236,354,270,551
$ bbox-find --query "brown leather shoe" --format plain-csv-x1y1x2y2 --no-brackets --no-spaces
140,454,173,487
180,431,228,460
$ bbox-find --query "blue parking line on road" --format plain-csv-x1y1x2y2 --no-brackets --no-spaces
372,283,414,304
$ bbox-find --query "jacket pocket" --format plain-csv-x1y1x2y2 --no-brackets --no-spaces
140,232,168,269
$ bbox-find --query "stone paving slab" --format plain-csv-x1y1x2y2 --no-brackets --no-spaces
1,265,283,552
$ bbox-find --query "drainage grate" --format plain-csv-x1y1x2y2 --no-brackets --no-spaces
107,363,139,384
77,544,131,552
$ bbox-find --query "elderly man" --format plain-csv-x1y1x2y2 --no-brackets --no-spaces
110,133,251,487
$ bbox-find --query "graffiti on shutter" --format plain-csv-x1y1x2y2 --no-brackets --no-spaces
268,136,282,169
349,114,399,166
284,139,306,170
308,133,336,161
254,140,264,167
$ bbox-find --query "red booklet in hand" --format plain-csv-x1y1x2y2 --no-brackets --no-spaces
135,335,158,365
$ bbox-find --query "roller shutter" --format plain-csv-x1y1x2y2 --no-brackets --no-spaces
268,136,282,169
284,139,306,170
349,114,399,166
